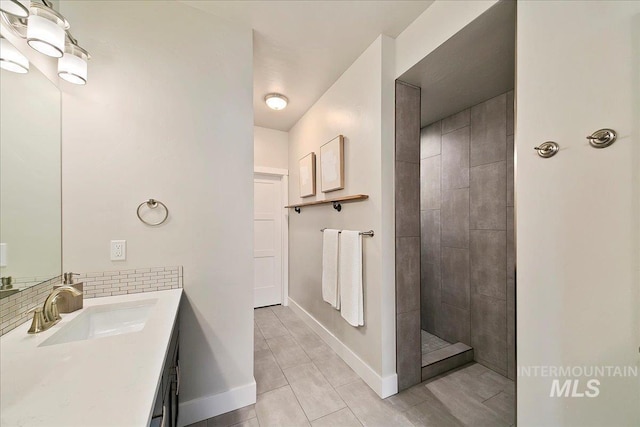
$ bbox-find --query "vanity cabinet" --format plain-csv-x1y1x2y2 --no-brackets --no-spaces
150,315,179,427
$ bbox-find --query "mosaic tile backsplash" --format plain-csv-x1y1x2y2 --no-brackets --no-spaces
79,266,183,299
0,266,183,336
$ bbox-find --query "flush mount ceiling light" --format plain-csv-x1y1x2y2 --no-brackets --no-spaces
0,36,29,73
265,93,288,110
26,2,69,58
0,0,28,18
58,36,89,84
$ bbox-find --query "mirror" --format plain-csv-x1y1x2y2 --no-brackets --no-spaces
0,38,61,299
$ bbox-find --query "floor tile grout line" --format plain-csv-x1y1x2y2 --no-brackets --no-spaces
255,316,289,341
327,374,363,390
259,329,292,396
281,372,313,424
481,389,504,404
313,406,364,427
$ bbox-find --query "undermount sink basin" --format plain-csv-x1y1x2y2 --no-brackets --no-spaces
40,299,157,347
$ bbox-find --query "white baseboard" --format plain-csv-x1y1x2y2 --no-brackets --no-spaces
288,298,398,398
177,380,256,427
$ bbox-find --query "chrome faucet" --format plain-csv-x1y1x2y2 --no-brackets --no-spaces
28,285,83,334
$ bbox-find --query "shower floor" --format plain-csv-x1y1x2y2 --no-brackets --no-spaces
421,330,474,380
421,330,451,355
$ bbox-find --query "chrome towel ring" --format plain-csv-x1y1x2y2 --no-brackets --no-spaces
137,199,169,226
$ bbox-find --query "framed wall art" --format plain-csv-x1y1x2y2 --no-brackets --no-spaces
299,152,316,198
320,135,344,193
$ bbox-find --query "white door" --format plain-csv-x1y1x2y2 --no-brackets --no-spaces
517,2,640,425
254,174,283,308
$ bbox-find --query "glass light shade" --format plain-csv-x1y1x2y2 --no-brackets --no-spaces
265,93,288,110
27,14,65,58
0,0,29,18
0,37,29,73
58,44,88,84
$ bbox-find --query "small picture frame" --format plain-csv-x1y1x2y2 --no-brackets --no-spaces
320,135,344,193
299,152,316,198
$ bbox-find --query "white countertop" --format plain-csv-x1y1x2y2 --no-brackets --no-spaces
1,289,182,427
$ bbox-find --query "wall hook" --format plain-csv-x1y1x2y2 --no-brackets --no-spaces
587,128,617,148
534,141,559,158
332,202,342,212
294,207,301,214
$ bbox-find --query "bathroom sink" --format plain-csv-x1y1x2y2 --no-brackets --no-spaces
40,299,157,346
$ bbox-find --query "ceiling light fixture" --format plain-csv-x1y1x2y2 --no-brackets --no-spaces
265,93,288,110
0,36,29,73
0,0,28,18
58,35,89,84
26,2,69,58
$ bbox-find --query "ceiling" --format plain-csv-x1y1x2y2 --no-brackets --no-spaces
182,0,433,131
398,0,515,127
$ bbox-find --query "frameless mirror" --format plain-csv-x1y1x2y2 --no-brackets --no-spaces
0,37,61,299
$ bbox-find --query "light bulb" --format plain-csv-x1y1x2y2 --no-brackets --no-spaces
0,0,29,18
26,6,68,58
0,37,29,73
58,43,88,84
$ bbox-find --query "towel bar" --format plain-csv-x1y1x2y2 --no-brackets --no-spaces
320,229,374,237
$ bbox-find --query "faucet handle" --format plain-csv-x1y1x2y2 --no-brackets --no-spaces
27,308,45,334
63,272,80,285
26,306,41,315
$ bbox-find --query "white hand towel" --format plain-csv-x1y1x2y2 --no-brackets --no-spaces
322,229,340,309
339,230,364,326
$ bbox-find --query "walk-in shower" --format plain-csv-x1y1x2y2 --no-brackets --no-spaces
394,0,516,391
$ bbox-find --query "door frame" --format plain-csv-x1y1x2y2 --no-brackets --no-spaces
254,167,289,306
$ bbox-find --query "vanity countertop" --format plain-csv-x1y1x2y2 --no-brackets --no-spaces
0,289,182,427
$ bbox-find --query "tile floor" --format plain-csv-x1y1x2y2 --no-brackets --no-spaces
188,305,515,427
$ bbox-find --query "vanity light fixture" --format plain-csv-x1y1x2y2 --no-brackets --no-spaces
265,93,288,110
26,2,69,58
0,0,90,84
0,35,29,73
0,0,29,18
58,35,89,84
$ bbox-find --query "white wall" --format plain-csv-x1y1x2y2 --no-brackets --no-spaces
254,126,288,170
287,35,397,396
516,1,640,425
58,2,255,425
394,0,497,78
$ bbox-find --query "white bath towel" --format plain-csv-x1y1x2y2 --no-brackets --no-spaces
339,230,364,326
322,229,340,309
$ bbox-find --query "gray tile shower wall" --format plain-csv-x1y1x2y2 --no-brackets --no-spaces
419,90,515,379
395,81,422,390
0,266,183,337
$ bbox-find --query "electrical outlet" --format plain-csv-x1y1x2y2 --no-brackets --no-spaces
110,240,126,261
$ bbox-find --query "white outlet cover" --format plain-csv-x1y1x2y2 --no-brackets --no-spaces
110,240,126,261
